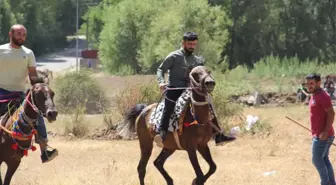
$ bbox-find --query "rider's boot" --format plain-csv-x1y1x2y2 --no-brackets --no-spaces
154,99,175,148
38,139,58,163
215,133,236,146
210,117,236,146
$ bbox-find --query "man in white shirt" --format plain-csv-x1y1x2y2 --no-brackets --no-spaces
0,24,58,163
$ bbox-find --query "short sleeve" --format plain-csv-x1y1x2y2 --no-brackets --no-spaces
318,92,333,111
27,50,37,67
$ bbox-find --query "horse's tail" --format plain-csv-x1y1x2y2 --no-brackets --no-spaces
117,104,147,139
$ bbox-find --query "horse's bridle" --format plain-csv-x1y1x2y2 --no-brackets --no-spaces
21,86,45,125
189,71,214,96
189,73,212,106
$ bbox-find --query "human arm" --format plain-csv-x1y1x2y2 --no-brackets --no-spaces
319,94,335,140
27,50,38,85
156,54,174,90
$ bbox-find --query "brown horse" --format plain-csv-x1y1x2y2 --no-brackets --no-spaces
120,66,219,185
0,77,58,185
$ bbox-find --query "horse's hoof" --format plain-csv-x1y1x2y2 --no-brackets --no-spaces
192,178,204,185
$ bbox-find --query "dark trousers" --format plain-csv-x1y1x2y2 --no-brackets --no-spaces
0,89,23,117
159,86,184,131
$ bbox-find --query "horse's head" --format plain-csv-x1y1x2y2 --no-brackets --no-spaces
189,66,216,94
29,77,58,123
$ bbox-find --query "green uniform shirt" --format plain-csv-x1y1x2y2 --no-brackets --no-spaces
156,47,204,87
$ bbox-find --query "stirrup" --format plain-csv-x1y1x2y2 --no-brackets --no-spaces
46,145,55,151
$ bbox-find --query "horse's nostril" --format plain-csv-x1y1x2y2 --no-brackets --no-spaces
46,110,58,118
205,81,215,86
47,111,53,117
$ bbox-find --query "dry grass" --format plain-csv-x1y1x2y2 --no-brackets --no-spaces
1,105,334,185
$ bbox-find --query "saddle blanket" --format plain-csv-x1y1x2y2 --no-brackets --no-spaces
149,89,192,132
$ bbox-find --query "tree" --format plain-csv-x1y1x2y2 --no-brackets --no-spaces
0,0,16,44
99,0,231,74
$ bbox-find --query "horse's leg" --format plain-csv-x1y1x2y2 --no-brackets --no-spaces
3,160,20,185
153,148,175,185
137,118,153,185
187,149,205,185
197,145,217,183
0,161,2,185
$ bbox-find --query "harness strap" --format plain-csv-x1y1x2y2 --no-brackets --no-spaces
0,125,32,141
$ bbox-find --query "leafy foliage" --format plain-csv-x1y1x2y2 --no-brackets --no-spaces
0,0,99,56
2,0,335,72
54,70,110,114
98,0,231,74
84,0,335,73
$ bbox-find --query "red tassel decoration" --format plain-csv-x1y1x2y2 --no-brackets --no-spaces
31,145,37,151
23,149,28,156
32,129,37,135
11,143,18,150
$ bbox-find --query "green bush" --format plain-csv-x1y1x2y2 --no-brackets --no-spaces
209,77,243,131
54,69,110,114
216,55,336,95
250,55,336,79
114,79,161,116
63,103,89,137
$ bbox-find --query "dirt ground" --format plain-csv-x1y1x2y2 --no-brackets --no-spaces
1,105,334,185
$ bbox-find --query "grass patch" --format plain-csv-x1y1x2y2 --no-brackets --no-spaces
63,104,89,137
217,55,336,96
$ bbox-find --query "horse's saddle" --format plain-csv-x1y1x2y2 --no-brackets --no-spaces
149,90,199,134
0,101,22,128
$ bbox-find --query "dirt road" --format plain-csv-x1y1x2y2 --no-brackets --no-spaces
36,36,87,73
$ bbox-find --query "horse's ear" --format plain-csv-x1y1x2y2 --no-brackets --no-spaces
29,76,45,85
